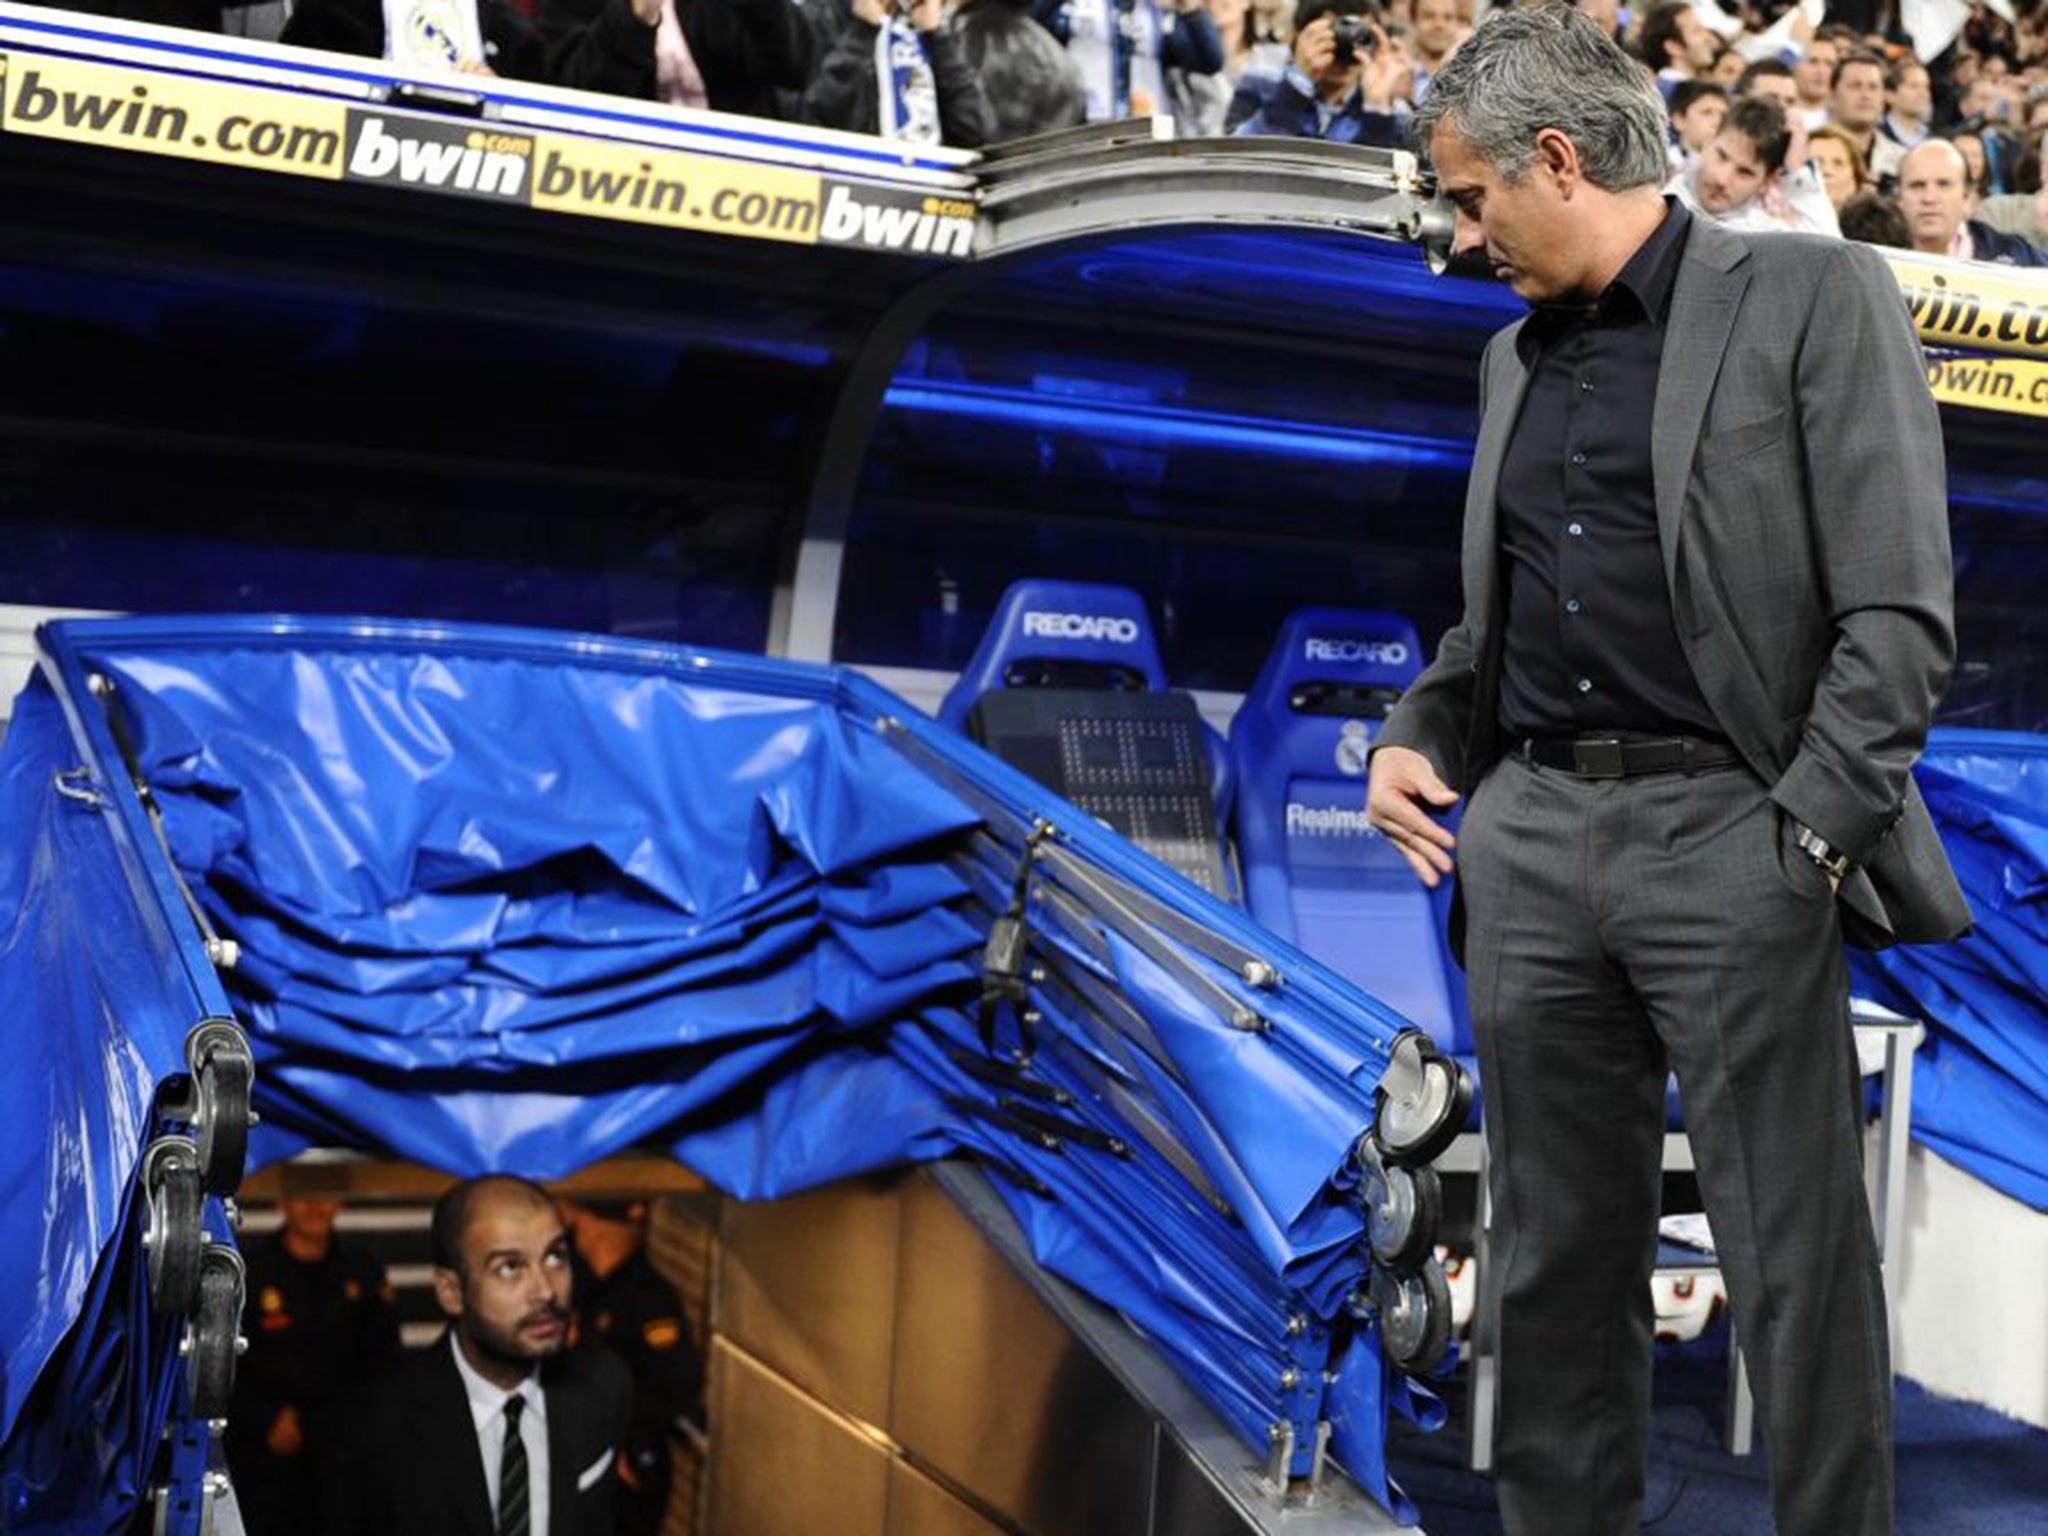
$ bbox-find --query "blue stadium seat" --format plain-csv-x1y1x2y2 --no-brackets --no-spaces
938,582,1237,896
938,580,1170,731
1229,606,1474,1068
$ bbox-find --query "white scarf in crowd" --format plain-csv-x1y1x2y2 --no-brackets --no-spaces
383,0,484,70
1064,0,1168,121
875,14,942,143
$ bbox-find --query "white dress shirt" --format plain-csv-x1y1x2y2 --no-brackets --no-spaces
450,1333,551,1536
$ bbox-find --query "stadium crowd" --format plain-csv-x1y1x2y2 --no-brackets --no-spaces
45,0,2048,259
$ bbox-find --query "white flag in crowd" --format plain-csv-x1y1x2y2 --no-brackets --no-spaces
1901,0,2015,64
383,0,486,72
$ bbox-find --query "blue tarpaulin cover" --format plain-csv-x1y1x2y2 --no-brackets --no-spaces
0,677,196,1532
1852,728,2048,1212
0,617,1440,1531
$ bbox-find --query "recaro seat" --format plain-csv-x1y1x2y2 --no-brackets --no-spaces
938,579,1235,899
1228,606,1473,1071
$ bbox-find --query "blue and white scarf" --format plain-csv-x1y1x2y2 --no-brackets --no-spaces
875,15,942,144
1064,0,1169,121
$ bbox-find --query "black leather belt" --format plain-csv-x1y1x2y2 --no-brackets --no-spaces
1520,734,1740,779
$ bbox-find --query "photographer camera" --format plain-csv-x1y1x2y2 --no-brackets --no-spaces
1227,0,1408,143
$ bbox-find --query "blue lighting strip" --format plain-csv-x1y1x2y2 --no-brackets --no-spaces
881,380,1473,469
0,7,966,177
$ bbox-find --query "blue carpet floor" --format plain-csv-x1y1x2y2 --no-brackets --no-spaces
1388,1320,2048,1535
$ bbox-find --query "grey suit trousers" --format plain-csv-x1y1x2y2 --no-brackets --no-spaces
1461,752,1892,1536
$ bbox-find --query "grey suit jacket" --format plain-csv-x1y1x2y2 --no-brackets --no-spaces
1379,215,1972,952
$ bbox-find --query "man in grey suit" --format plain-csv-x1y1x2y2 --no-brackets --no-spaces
1365,8,1971,1536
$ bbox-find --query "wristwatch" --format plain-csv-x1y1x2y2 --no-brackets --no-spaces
1793,822,1852,881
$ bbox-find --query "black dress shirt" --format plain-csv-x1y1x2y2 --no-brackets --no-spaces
1496,199,1722,742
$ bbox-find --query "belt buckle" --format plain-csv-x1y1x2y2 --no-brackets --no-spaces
1572,737,1627,778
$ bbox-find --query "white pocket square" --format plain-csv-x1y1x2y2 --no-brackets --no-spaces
578,1448,613,1492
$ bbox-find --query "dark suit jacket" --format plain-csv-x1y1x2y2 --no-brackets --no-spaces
280,0,548,82
322,1336,632,1536
539,0,810,118
1379,215,1972,953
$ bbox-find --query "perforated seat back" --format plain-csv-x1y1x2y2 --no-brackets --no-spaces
1229,607,1470,1054
939,579,1236,864
968,689,1231,896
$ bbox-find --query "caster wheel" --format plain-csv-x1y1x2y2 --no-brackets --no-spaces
1375,1256,1453,1375
1363,1155,1443,1271
142,1137,204,1314
1373,1031,1471,1167
185,1245,246,1418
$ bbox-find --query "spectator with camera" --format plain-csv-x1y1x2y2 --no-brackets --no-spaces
540,0,809,117
1032,0,1225,123
1228,0,1407,143
798,0,995,145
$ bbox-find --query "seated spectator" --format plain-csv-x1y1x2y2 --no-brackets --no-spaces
540,0,809,118
1951,129,1992,197
1735,57,1798,115
1978,124,2048,239
1228,0,1406,144
1831,49,1903,181
1673,96,1838,235
1708,39,1745,91
1807,122,1871,212
1669,79,1729,162
1168,0,1285,136
1407,0,1464,102
1898,136,2048,264
1637,1,1715,94
798,0,994,146
1791,34,1836,127
953,0,1088,140
1032,0,1225,123
1957,70,2030,187
282,0,547,77
1881,58,1933,152
1838,188,1911,248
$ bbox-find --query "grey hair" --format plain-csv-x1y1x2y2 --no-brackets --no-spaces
1415,4,1672,191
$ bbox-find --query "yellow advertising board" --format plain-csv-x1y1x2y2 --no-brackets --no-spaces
0,48,978,258
1885,253,2048,362
2,50,345,180
526,129,822,244
1924,352,2048,419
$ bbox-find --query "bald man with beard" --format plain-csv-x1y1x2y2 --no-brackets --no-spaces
323,1176,633,1536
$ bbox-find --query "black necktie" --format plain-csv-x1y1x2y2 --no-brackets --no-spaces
498,1394,531,1536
